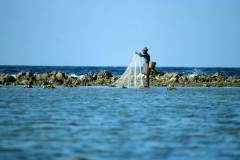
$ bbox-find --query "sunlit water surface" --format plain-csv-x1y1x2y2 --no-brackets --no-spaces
0,86,240,160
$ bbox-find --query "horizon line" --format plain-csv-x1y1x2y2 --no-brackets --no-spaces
0,65,240,68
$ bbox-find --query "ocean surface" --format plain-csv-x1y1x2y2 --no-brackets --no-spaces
1,66,240,160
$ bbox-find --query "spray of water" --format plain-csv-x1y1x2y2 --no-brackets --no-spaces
185,69,205,77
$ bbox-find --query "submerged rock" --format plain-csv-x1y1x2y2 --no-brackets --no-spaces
138,85,145,89
68,157,87,160
167,87,177,90
108,84,116,87
22,84,32,88
43,84,55,89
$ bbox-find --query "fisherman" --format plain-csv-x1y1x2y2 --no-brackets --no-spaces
135,47,151,87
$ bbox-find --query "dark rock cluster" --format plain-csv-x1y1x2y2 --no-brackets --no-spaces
0,70,115,88
149,69,240,87
0,69,240,88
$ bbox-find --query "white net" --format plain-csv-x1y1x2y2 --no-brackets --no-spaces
113,53,143,88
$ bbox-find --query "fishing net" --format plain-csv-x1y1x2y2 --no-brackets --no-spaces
113,53,143,88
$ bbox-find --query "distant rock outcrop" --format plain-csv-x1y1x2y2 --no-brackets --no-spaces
0,69,240,88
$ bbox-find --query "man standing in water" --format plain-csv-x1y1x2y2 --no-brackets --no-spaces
135,47,150,87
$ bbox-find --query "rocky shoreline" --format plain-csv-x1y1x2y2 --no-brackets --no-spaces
0,69,240,88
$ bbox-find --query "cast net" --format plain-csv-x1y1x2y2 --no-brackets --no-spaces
113,53,143,88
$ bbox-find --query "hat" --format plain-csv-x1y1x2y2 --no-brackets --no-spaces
142,47,148,52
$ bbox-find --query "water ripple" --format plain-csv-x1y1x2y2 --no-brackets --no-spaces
0,86,240,159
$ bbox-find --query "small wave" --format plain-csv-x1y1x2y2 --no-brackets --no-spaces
70,74,79,78
78,75,85,79
185,69,205,76
70,74,86,78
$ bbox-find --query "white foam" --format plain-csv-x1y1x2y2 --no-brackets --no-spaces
188,74,196,78
187,69,205,77
70,74,79,78
78,75,85,79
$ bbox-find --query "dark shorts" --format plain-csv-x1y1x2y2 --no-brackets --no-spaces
142,63,151,75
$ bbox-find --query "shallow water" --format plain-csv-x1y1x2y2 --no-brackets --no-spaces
0,86,240,160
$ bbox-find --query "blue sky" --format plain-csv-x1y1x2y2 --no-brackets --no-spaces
1,0,240,67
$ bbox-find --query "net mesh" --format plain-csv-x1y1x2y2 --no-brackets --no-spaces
113,53,143,88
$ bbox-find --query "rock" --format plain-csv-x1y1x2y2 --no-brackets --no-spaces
188,74,197,81
111,76,119,82
155,75,162,80
92,73,98,80
43,84,55,89
62,78,72,86
67,74,72,79
56,72,63,80
178,75,188,82
16,72,25,78
169,77,178,83
62,84,70,87
51,70,58,76
161,73,181,81
84,72,93,81
232,79,237,83
26,71,33,77
138,85,145,89
167,87,177,90
20,80,30,85
212,72,223,78
97,70,112,79
150,69,164,76
52,82,62,86
0,77,6,84
35,74,42,80
22,85,32,88
1,69,239,87
49,75,56,83
4,74,16,82
68,157,87,160
203,83,210,88
41,73,49,80
163,73,174,79
197,74,208,82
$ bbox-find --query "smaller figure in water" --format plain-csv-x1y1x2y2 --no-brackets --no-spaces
135,47,151,87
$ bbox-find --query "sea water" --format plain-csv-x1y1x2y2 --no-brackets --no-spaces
0,85,240,160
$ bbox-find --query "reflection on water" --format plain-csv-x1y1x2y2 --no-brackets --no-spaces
0,86,240,159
